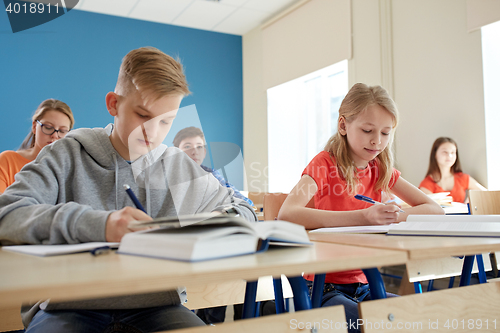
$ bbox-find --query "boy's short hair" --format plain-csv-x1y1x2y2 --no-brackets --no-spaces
173,127,205,148
116,47,190,101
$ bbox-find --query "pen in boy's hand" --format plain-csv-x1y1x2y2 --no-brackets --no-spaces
91,246,111,256
354,194,405,213
124,184,147,214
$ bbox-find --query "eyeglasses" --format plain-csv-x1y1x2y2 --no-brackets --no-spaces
36,120,69,138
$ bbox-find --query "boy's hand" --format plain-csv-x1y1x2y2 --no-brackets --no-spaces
105,206,152,242
364,203,400,225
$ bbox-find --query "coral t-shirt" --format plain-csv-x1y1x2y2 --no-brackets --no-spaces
419,173,470,203
0,150,32,193
302,151,401,284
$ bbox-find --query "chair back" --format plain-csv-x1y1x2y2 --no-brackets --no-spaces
469,190,500,215
248,192,266,210
263,193,314,220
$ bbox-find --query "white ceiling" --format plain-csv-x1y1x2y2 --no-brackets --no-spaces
72,0,301,35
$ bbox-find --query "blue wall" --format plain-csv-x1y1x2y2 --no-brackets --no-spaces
0,8,244,187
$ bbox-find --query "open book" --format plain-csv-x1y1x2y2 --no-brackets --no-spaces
118,214,312,262
387,215,500,237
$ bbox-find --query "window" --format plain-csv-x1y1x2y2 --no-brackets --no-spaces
267,60,348,192
482,20,500,189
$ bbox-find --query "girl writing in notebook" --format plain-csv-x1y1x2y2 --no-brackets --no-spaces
419,137,486,203
0,99,74,193
278,83,443,333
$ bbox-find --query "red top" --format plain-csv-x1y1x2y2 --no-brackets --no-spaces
302,151,401,284
419,172,470,203
0,150,32,193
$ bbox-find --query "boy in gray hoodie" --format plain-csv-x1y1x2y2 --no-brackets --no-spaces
0,47,256,332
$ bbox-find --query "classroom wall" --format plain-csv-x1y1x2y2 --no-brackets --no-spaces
391,0,486,187
243,0,488,191
0,9,245,188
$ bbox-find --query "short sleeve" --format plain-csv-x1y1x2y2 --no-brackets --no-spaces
419,175,436,191
302,151,334,191
389,168,401,189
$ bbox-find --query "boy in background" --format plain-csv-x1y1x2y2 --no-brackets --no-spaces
0,47,256,333
173,126,254,206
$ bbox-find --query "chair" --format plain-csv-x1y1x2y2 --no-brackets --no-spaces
469,190,500,215
262,193,314,221
0,305,23,332
469,190,500,277
248,192,266,220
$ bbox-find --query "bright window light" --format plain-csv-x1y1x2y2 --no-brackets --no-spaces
267,60,348,193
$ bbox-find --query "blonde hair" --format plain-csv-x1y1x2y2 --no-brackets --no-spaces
115,47,190,102
20,99,74,150
324,83,399,196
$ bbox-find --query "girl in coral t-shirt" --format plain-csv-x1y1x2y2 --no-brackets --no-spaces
419,137,486,203
279,83,444,333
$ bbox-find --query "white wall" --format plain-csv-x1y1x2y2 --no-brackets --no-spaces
391,0,486,186
243,27,269,192
243,0,488,192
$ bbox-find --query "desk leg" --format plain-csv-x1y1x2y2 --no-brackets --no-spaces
311,273,325,309
459,255,475,287
273,277,285,314
242,281,258,319
448,276,455,288
362,268,387,300
414,282,423,293
476,254,487,284
288,276,312,311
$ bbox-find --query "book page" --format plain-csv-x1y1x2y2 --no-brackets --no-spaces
253,221,311,244
388,220,500,236
2,242,120,257
129,213,245,228
310,224,395,234
407,215,500,222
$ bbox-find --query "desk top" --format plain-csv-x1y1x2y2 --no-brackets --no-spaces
308,232,500,260
0,241,406,308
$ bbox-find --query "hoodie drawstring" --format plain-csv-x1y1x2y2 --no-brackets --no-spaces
113,153,118,211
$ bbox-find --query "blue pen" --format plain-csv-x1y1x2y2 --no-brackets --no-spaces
354,194,405,213
90,246,111,256
124,184,146,213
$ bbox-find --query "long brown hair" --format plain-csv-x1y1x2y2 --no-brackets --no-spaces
19,99,74,150
425,137,462,182
324,83,399,196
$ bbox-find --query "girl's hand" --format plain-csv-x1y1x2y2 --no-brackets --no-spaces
363,203,400,225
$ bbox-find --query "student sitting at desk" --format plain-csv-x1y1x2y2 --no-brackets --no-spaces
278,83,444,333
0,99,74,193
0,47,256,333
173,126,253,207
419,137,486,203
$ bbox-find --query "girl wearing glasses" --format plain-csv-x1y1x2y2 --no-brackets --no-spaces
0,99,74,193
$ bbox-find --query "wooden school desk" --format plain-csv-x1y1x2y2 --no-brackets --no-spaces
308,233,500,287
0,241,407,312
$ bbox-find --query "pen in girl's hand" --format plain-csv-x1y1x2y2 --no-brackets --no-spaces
124,184,147,214
354,194,405,213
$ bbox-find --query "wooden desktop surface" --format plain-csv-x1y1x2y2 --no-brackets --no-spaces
308,233,500,260
0,241,407,308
